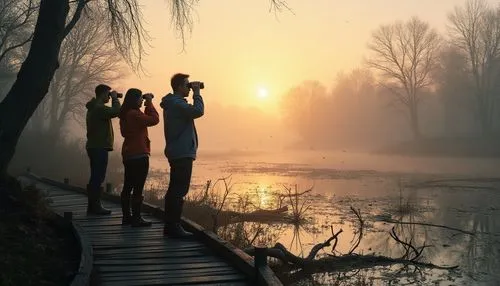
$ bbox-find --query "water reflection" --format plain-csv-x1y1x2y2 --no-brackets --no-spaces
140,156,500,285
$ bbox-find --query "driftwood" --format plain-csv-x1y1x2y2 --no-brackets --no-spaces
185,204,293,230
245,207,458,276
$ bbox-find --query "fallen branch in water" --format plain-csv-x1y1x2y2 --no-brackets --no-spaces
245,207,458,276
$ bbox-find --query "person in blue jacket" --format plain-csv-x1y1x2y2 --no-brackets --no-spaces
160,73,204,238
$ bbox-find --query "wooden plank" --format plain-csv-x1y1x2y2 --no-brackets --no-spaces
93,250,207,259
100,270,244,282
97,261,230,273
89,233,166,240
47,193,85,200
46,190,80,197
83,228,165,236
51,203,118,209
49,196,88,205
100,273,246,286
72,213,125,219
94,245,206,256
84,229,165,236
89,236,179,243
211,283,249,286
74,215,159,222
99,266,237,278
49,200,88,207
92,240,203,250
51,202,88,208
94,256,224,266
48,193,86,199
83,229,163,236
50,206,122,214
76,216,163,225
78,220,131,227
75,220,143,228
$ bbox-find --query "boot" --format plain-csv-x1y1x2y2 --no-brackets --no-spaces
121,192,132,225
163,223,193,238
87,185,112,215
163,199,192,238
130,196,152,227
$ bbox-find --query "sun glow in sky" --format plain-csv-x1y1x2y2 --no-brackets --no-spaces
121,0,491,115
257,87,269,99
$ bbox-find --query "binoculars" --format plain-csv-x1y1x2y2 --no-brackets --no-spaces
188,82,205,89
111,92,153,99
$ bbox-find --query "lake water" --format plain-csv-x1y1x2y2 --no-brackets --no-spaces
137,150,500,285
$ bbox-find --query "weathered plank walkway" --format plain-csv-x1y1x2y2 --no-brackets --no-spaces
19,174,280,286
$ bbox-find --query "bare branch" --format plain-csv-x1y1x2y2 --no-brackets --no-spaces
63,0,89,38
106,0,151,71
348,206,364,255
306,228,343,260
0,0,37,66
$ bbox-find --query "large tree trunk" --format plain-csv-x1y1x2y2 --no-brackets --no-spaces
0,0,69,181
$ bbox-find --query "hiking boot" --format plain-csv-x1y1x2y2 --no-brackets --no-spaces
87,185,112,215
121,192,131,225
130,196,152,227
163,223,193,238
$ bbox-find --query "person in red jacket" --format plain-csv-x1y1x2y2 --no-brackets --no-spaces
119,88,159,227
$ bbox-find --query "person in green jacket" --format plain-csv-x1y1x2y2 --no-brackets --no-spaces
85,84,121,215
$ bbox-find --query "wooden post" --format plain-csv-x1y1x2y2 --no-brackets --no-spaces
254,246,268,283
64,178,69,184
64,211,73,221
106,182,112,193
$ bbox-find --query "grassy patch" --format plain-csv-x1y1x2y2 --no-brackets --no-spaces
0,179,80,286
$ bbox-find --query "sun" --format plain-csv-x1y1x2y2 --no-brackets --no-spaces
257,87,269,98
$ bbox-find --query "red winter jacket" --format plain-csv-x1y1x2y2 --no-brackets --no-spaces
119,102,160,160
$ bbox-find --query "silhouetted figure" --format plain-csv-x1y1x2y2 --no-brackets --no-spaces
85,84,121,215
119,89,159,227
161,73,204,238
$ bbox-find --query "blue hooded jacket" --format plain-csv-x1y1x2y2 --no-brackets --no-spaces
160,93,204,160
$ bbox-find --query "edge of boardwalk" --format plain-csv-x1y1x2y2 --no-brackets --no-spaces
68,221,94,286
24,172,283,286
19,174,94,286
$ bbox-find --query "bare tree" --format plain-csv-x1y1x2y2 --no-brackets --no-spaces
0,0,36,96
367,17,441,139
29,9,124,141
0,0,290,181
448,0,500,136
0,0,36,65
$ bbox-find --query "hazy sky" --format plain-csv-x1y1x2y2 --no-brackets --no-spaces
122,0,496,115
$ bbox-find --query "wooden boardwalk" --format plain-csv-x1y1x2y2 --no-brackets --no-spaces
19,175,269,286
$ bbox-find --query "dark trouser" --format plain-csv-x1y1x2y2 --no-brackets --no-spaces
87,148,109,189
86,148,111,214
122,157,149,199
121,157,149,220
164,158,193,224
